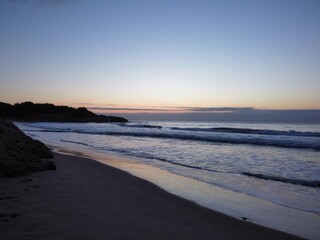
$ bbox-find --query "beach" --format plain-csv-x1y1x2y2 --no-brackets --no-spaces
1,0,319,239
0,152,303,240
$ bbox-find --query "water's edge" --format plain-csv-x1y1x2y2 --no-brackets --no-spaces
52,146,320,240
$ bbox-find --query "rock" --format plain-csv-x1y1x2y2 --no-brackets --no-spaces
0,120,55,177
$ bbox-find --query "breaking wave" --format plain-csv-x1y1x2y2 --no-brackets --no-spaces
170,127,320,137
243,172,320,188
26,128,320,150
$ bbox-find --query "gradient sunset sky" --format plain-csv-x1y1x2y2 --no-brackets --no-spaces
0,0,319,116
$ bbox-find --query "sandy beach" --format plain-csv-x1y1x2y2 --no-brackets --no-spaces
0,152,304,240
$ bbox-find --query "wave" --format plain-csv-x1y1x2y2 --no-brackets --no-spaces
124,152,222,173
59,138,220,172
60,139,90,147
25,128,320,150
58,137,319,189
171,127,320,138
26,129,73,133
119,124,162,129
243,172,320,188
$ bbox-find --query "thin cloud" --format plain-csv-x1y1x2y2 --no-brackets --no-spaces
181,107,255,112
88,106,256,113
88,107,178,112
77,103,117,107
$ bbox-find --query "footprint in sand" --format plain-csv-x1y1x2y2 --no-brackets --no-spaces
0,213,19,223
21,178,33,183
22,185,40,192
0,196,19,201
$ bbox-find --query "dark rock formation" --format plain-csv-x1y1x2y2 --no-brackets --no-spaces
0,101,128,123
0,120,55,177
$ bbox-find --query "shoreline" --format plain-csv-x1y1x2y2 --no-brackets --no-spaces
53,147,320,240
0,152,304,240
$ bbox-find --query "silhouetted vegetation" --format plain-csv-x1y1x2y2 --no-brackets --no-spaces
0,102,128,123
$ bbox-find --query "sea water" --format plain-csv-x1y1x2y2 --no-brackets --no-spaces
17,121,320,225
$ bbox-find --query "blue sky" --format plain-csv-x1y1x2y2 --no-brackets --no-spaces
0,0,319,118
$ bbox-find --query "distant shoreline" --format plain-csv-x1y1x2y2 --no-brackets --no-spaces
0,101,128,123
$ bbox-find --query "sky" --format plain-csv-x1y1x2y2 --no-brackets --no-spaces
0,0,319,121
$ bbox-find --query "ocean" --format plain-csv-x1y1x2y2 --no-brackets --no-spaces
17,121,320,221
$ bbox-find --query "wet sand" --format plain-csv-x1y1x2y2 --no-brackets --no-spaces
0,153,303,240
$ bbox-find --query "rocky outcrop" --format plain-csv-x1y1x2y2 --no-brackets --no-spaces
0,120,55,177
0,101,128,123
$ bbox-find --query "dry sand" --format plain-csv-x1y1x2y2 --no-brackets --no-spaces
0,153,303,240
